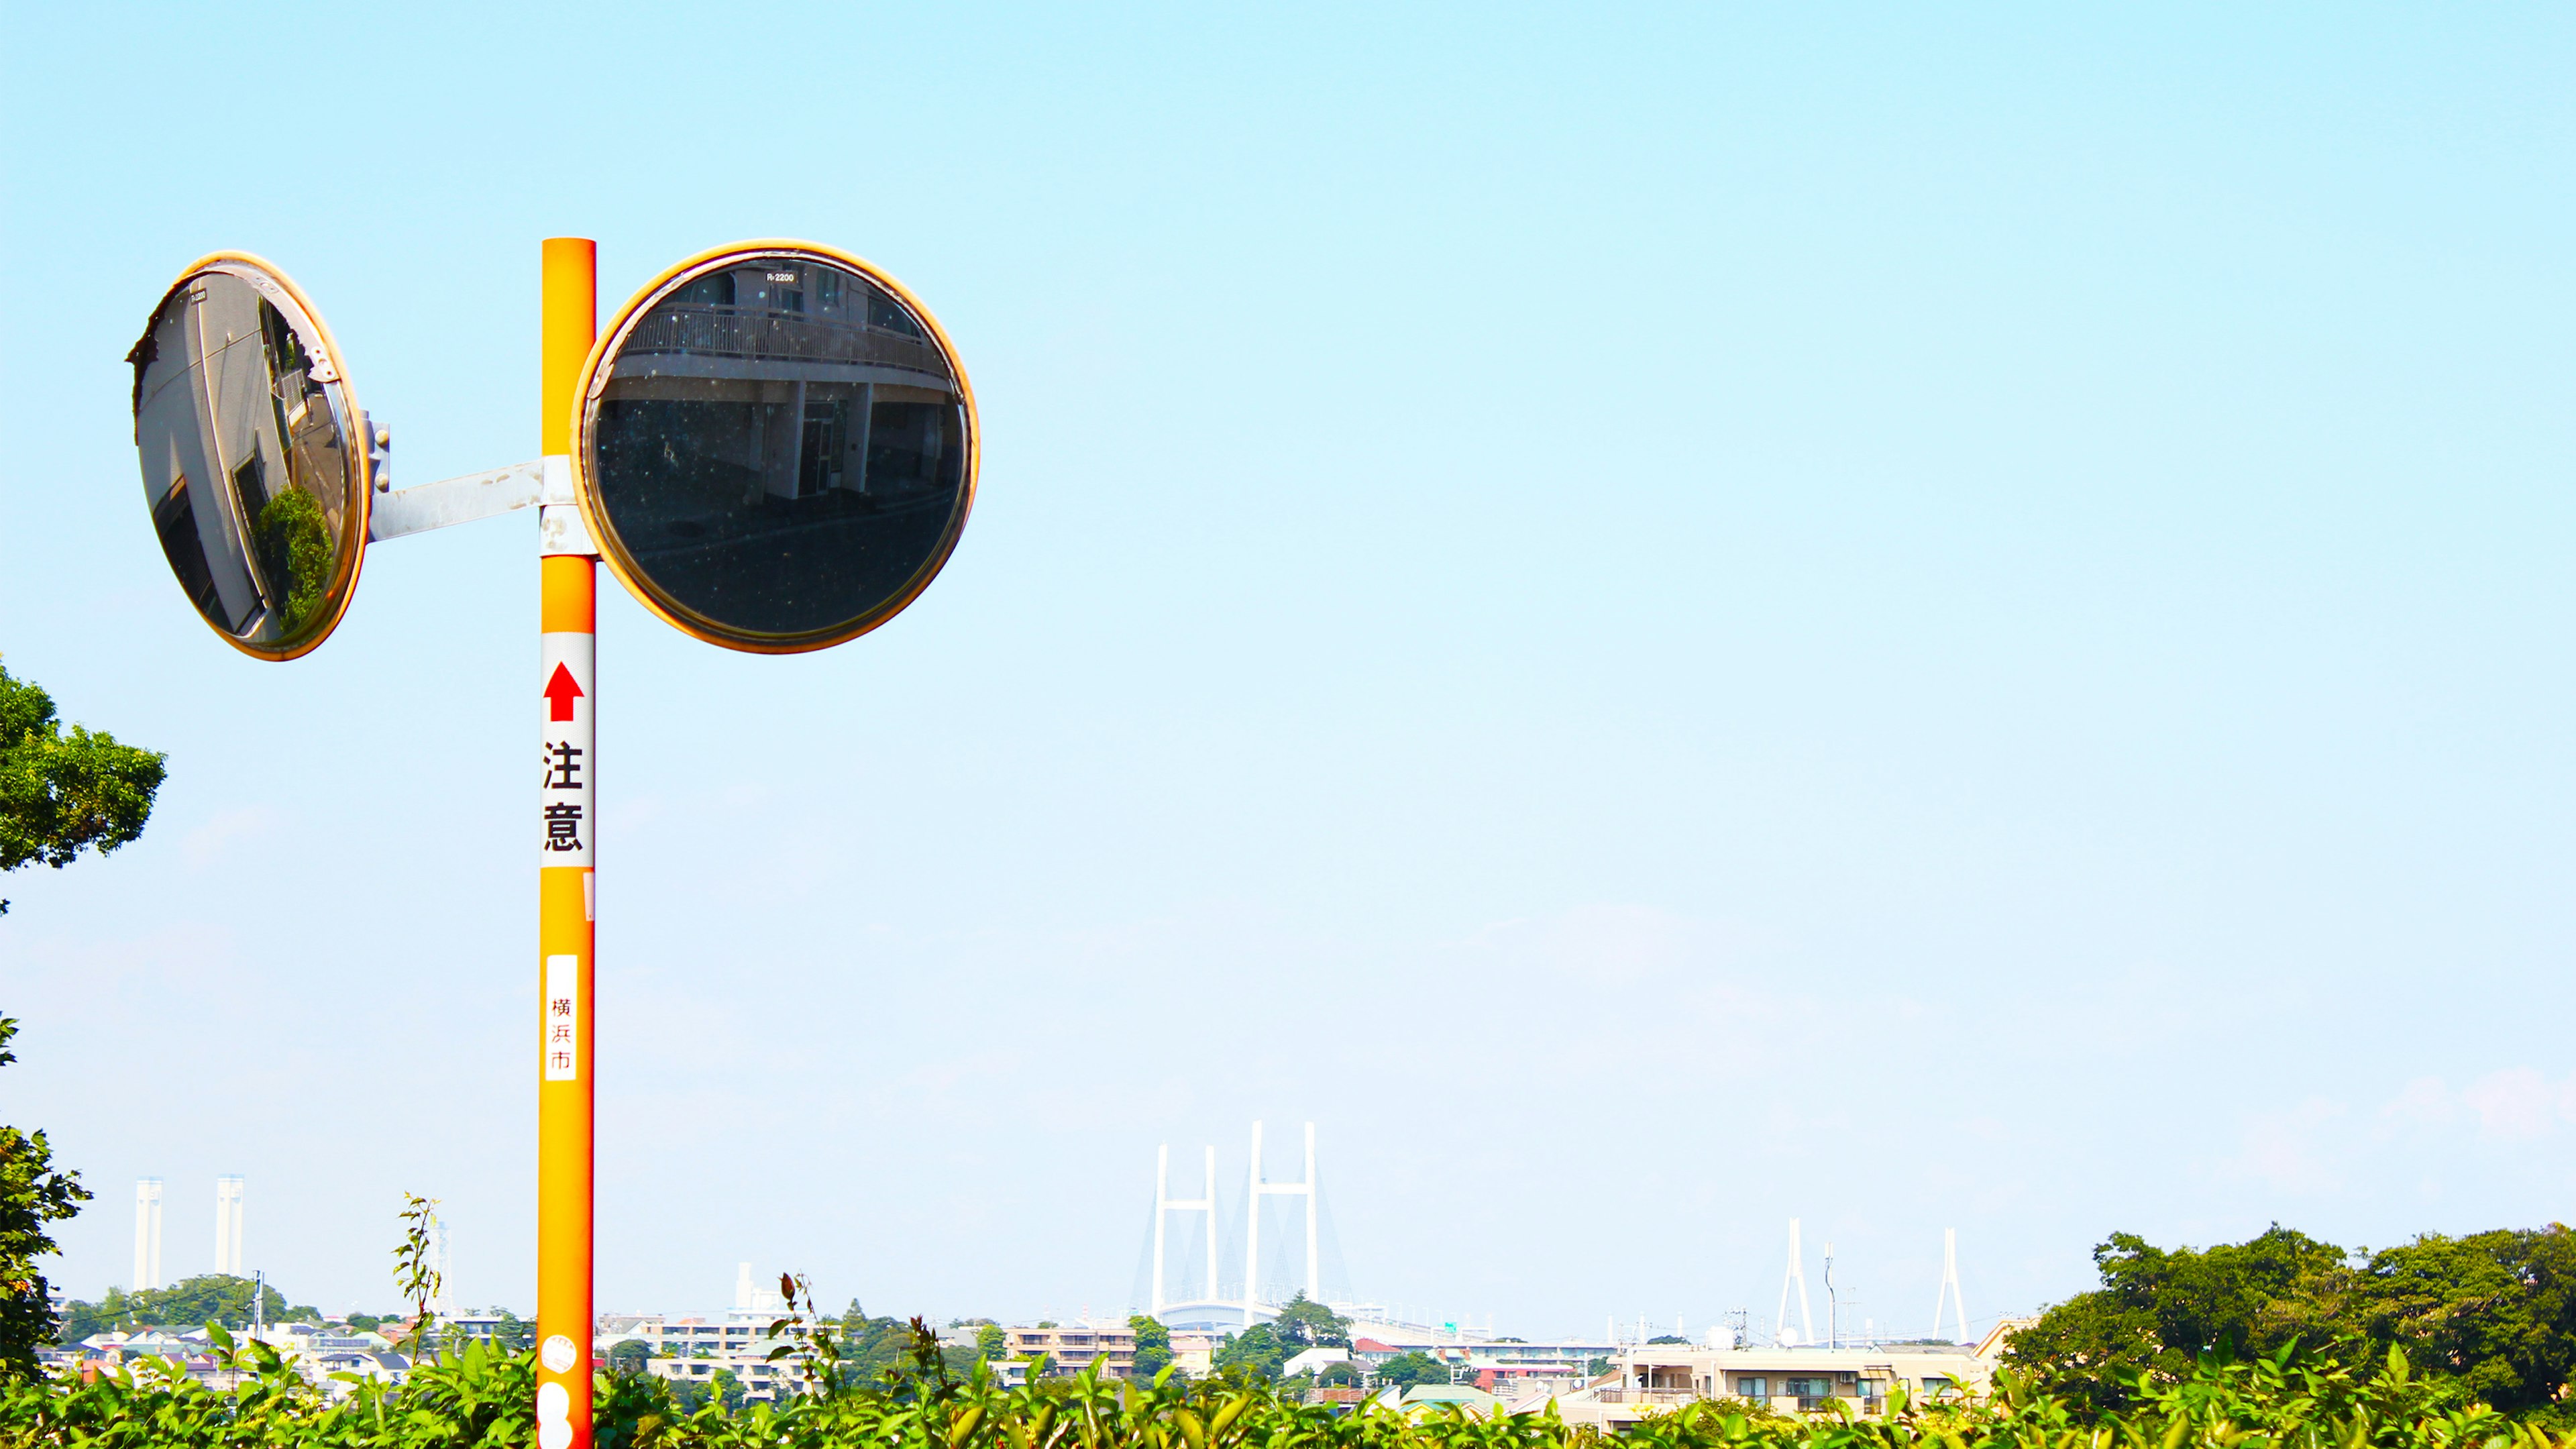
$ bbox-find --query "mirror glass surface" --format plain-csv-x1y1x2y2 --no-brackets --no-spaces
586,251,971,644
130,267,361,653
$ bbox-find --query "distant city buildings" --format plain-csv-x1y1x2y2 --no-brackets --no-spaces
1004,1322,1136,1377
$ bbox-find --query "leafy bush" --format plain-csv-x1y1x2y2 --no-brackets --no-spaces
2002,1224,2576,1416
9,1326,2575,1449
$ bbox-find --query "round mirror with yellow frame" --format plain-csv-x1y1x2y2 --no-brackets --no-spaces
128,253,373,660
572,240,979,654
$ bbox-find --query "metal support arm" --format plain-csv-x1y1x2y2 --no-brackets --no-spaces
368,460,548,541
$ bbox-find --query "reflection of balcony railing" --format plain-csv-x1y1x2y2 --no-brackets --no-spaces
622,304,949,382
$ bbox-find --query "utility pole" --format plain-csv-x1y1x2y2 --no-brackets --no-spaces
1824,1242,1837,1350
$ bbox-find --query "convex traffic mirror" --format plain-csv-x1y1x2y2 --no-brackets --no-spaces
129,255,374,659
575,241,978,653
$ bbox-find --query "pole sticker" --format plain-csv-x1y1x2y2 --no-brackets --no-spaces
543,955,580,1082
539,635,592,867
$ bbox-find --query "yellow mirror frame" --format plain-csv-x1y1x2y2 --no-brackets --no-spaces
132,252,374,661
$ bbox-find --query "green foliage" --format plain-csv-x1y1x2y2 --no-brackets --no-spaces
979,1324,1008,1362
0,1017,89,1377
1375,1350,1456,1390
841,1301,929,1381
490,1308,532,1354
2005,1224,2576,1418
608,1338,651,1377
1129,1315,1173,1381
2360,1227,2576,1412
51,1275,299,1342
1213,1322,1290,1381
0,660,167,916
390,1193,441,1357
669,1364,749,1415
252,486,331,634
1,1324,2568,1448
1275,1293,1354,1350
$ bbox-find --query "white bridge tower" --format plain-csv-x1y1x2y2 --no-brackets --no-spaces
1776,1218,1815,1346
1243,1120,1318,1326
1150,1144,1219,1316
1931,1228,1968,1343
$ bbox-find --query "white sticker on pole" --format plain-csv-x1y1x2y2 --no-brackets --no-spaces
543,954,579,1081
539,632,592,869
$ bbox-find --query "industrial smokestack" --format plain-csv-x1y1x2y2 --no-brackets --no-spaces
133,1179,164,1291
214,1177,244,1276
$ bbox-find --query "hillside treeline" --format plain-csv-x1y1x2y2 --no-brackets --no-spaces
2003,1224,2576,1415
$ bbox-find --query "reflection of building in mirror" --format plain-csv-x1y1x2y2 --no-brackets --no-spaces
131,272,350,643
599,259,963,507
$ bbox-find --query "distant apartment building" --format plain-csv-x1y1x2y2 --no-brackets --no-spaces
1006,1322,1137,1379
1509,1334,2014,1430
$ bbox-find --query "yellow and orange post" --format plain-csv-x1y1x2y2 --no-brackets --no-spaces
535,237,597,1449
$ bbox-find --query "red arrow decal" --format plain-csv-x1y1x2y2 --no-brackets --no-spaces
543,663,585,722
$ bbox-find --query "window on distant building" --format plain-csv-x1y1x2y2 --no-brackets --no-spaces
1734,1376,1768,1397
676,273,736,307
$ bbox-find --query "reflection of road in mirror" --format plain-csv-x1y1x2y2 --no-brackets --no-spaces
589,254,969,639
130,268,354,648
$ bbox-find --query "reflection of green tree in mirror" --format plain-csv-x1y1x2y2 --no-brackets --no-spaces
253,487,330,634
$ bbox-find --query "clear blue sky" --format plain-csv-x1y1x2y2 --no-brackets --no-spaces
4,4,2571,1339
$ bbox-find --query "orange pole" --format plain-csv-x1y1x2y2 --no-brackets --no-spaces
535,237,596,1449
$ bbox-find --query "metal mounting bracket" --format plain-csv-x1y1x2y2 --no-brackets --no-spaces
368,460,547,542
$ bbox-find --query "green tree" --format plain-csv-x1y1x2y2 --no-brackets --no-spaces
1316,1360,1359,1387
0,660,167,918
2356,1226,2576,1413
51,1275,295,1338
1273,1293,1351,1349
1128,1314,1171,1379
836,1301,938,1385
977,1324,1006,1361
2004,1223,2576,1418
2002,1225,2351,1413
704,1366,747,1413
1375,1350,1454,1389
606,1338,650,1377
0,1018,89,1375
491,1308,532,1353
1214,1322,1290,1381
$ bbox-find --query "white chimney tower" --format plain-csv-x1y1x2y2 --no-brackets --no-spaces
735,1262,753,1309
132,1179,164,1291
214,1177,244,1276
